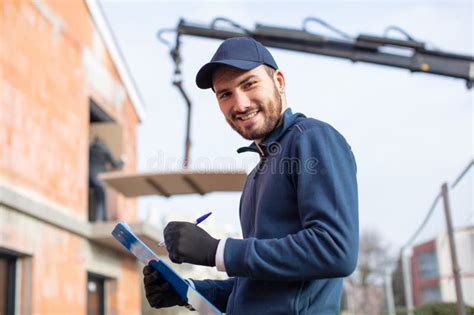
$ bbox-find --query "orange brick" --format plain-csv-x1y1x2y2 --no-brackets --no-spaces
1,1,140,313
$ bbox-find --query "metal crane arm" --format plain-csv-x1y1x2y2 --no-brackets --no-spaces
176,19,474,88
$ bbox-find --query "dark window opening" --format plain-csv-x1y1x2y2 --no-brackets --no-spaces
87,273,105,315
88,99,124,222
0,253,16,315
90,99,114,123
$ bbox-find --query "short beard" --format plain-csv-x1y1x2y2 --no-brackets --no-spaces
227,86,282,141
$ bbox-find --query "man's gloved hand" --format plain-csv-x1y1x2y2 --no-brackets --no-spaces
164,221,219,267
143,265,186,309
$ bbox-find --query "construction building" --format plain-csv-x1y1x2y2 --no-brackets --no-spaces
0,1,157,314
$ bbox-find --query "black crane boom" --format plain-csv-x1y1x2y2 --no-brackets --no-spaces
176,19,474,88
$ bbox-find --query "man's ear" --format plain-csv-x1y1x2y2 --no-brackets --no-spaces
274,69,286,94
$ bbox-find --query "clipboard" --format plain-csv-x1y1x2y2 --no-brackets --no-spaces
112,222,223,314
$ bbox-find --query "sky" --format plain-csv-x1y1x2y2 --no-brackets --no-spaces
100,0,473,251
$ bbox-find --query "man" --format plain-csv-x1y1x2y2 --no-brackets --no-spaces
143,37,358,314
88,136,124,221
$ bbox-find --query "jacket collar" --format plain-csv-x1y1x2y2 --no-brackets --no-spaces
237,108,302,156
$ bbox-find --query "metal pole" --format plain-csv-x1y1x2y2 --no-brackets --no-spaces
170,34,193,169
402,250,414,315
441,183,466,315
385,268,396,315
172,80,192,169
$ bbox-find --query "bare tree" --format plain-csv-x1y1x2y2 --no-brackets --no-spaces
346,228,394,315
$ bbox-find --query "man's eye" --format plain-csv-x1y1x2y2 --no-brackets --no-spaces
244,81,256,88
219,92,230,99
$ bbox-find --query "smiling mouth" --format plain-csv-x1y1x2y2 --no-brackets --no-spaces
236,110,259,121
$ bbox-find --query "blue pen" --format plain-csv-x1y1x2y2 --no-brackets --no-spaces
194,211,212,225
158,212,212,247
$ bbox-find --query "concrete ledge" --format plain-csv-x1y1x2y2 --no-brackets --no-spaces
0,183,90,238
0,183,163,255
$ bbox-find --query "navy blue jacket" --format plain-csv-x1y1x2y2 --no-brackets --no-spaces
193,109,358,314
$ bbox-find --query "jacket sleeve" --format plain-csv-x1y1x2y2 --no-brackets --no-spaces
224,124,359,281
191,278,235,313
100,141,124,169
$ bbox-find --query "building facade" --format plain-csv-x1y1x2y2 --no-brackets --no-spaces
0,1,153,314
411,226,474,308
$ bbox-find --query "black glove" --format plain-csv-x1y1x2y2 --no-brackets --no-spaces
164,221,219,267
143,265,186,308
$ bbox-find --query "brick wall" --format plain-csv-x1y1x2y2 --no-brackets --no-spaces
0,1,141,313
1,0,138,220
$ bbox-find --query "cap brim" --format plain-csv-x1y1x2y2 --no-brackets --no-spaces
195,60,262,89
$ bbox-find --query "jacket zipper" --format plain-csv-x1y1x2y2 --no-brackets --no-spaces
253,143,266,180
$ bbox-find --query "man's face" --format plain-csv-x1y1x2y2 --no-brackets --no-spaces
212,65,285,141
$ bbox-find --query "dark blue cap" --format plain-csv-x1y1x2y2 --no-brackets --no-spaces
195,37,278,89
